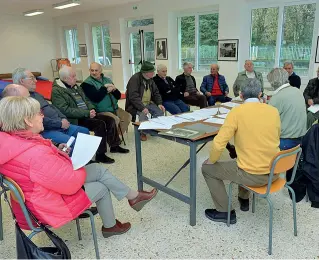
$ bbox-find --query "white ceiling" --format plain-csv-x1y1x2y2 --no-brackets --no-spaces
0,0,143,17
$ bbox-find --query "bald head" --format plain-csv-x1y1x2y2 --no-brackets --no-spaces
210,64,219,76
2,84,30,98
90,62,103,80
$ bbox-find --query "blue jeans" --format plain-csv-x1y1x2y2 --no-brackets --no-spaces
207,95,232,106
41,124,90,149
163,99,190,115
279,138,301,150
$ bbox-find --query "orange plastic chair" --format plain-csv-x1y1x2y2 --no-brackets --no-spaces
226,145,302,255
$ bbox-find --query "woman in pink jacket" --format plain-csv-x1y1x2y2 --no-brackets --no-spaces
0,96,157,238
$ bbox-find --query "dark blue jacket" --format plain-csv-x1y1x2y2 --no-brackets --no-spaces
200,74,229,95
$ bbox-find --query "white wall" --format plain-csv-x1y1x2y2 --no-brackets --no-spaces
53,0,319,94
0,14,56,79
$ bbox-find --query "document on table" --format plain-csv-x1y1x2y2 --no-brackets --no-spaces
307,105,319,114
216,113,228,119
138,121,172,130
71,133,102,170
218,107,230,114
176,112,209,121
193,108,218,117
222,102,241,108
204,117,225,125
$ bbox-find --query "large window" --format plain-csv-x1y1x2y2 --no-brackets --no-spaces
64,28,80,64
92,24,112,66
250,3,316,76
178,13,219,71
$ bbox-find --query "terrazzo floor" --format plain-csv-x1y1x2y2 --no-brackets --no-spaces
1,101,319,259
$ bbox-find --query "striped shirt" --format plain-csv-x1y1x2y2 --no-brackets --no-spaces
70,88,88,110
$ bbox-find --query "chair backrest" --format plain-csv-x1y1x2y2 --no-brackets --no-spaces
269,145,301,174
0,174,42,232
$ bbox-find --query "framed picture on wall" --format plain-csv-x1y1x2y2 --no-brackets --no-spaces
79,44,87,57
111,43,121,58
217,39,239,61
155,38,168,60
315,36,319,63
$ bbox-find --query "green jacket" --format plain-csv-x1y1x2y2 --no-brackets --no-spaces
233,70,264,97
81,74,119,113
51,79,95,125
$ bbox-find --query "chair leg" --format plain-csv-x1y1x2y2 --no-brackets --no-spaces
286,186,298,236
227,182,233,227
75,218,82,240
86,210,100,259
252,193,256,213
0,196,3,241
266,197,273,255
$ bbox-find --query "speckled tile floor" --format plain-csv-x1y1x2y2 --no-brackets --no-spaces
1,101,319,259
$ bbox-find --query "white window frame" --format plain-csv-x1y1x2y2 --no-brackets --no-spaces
63,26,80,64
249,0,317,79
91,21,112,68
177,11,219,71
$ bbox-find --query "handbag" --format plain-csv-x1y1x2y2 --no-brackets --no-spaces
0,176,71,259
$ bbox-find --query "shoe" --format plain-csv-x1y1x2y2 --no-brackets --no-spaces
129,189,158,211
140,133,147,141
110,146,130,154
205,209,237,224
78,207,98,218
238,197,249,212
95,153,115,164
101,220,131,238
227,144,237,159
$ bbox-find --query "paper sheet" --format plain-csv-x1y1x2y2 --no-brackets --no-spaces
307,105,319,114
138,121,172,130
222,102,241,108
176,112,208,121
193,108,218,117
216,113,228,119
218,107,230,114
204,117,225,125
71,133,102,170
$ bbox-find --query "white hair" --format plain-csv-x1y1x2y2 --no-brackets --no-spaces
267,68,289,90
283,60,294,68
59,66,72,80
157,64,167,72
12,67,28,84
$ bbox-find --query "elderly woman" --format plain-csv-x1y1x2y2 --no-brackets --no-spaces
267,68,307,150
0,96,157,237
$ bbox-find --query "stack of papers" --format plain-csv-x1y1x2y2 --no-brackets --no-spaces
204,118,225,125
218,107,230,114
138,121,172,130
307,105,319,114
216,114,228,119
222,102,241,108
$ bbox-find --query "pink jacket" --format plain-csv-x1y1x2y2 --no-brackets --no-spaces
0,131,91,229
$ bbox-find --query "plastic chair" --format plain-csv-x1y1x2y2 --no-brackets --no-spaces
0,174,100,259
226,145,302,255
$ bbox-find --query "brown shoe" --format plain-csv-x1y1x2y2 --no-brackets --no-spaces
129,189,158,211
140,133,147,141
101,220,131,238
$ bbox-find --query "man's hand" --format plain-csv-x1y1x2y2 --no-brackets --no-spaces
206,92,212,97
89,109,96,118
142,108,149,115
158,105,165,112
61,119,70,129
105,84,116,93
58,143,71,155
184,92,190,97
225,91,229,96
308,99,314,106
196,91,201,95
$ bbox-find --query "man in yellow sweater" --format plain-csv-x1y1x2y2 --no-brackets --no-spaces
202,78,281,224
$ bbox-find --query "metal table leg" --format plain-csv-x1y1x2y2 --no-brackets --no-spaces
134,125,143,191
0,195,3,241
189,142,197,226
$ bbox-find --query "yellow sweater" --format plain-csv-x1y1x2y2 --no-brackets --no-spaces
210,102,281,174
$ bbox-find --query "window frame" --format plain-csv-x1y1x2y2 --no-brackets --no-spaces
249,0,317,79
63,26,80,64
177,11,219,71
91,21,112,69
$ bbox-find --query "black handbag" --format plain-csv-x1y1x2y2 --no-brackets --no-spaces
0,176,71,259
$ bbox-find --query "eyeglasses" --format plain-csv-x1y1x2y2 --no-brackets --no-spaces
25,76,36,81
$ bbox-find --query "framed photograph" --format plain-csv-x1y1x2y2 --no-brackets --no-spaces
218,39,239,61
111,43,121,58
155,38,168,60
315,36,319,63
79,44,87,57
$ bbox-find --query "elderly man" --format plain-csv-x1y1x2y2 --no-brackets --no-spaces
233,60,264,97
81,62,132,134
52,66,129,164
283,60,301,89
303,67,319,128
153,64,189,115
200,64,231,106
202,78,280,223
125,61,165,141
268,68,306,150
11,68,90,149
175,62,207,108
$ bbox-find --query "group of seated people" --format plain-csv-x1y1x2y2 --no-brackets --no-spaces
0,58,318,245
